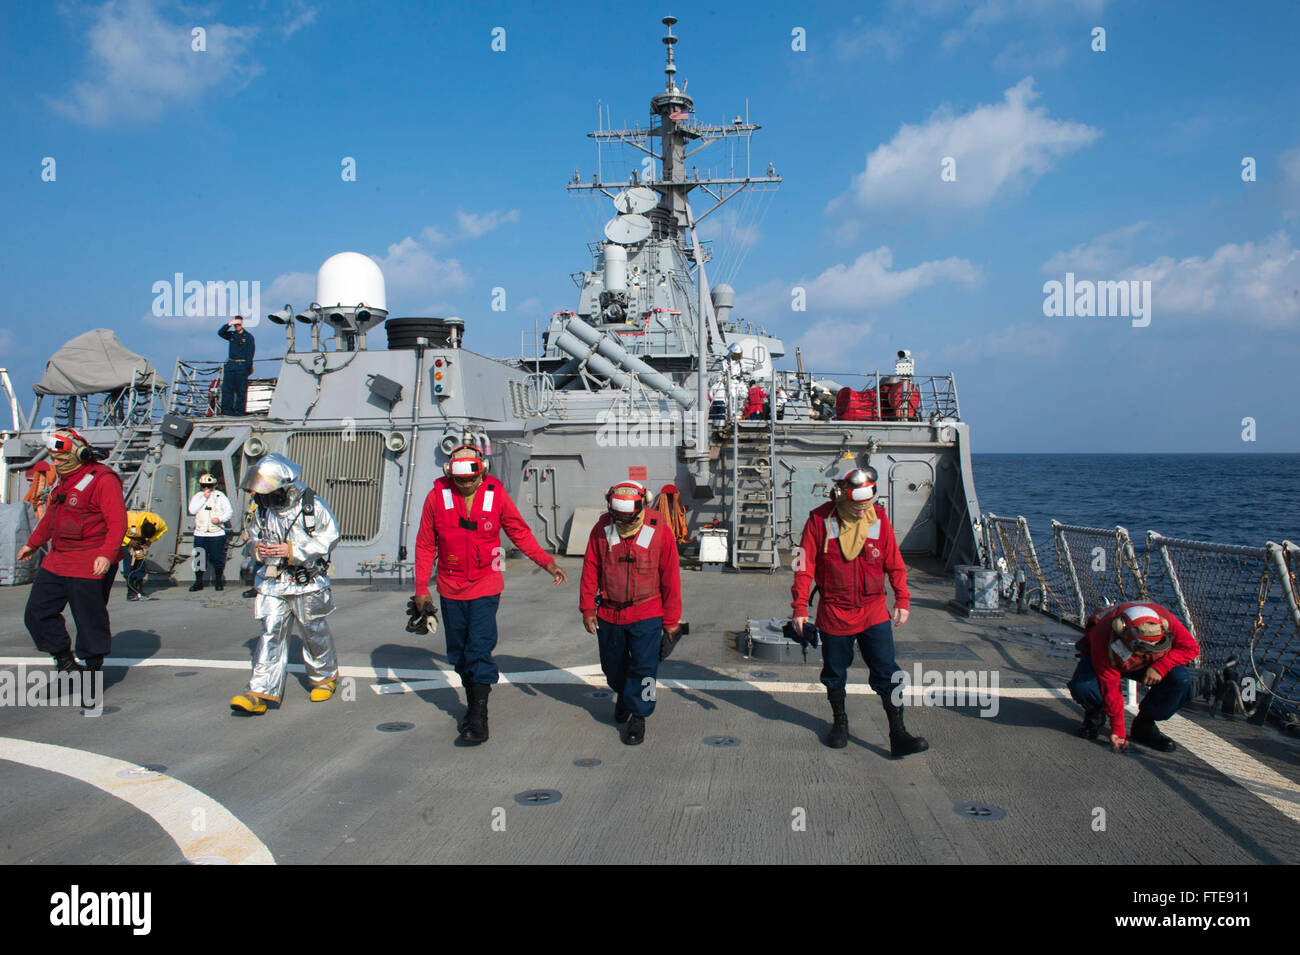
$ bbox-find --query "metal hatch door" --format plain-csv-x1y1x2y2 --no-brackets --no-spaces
889,461,935,554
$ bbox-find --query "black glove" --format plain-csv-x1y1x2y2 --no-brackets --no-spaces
783,619,820,649
405,596,438,635
659,621,688,660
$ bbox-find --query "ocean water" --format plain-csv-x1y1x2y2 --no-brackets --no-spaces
971,454,1300,549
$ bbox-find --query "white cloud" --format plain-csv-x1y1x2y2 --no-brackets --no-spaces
792,318,876,368
1126,231,1300,329
935,321,1065,364
993,41,1068,72
834,24,902,60
828,78,1100,217
736,246,981,323
1281,146,1300,220
456,209,520,239
49,0,261,126
263,272,315,309
371,236,470,309
279,3,318,36
938,0,1109,50
1042,222,1151,275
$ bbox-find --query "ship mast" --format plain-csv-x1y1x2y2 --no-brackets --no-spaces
565,15,781,317
565,16,781,464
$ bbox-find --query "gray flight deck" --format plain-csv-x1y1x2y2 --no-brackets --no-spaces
2,557,1299,865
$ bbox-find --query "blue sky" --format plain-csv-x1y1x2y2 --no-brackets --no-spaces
2,0,1299,452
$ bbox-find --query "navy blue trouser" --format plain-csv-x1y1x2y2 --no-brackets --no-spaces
1067,653,1194,721
220,361,249,415
596,616,663,717
194,534,227,579
819,619,903,697
121,547,146,587
440,594,502,685
25,564,118,658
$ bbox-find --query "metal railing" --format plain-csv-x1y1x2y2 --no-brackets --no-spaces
169,358,278,418
982,513,1300,725
792,371,960,422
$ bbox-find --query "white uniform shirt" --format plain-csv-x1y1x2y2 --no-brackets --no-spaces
189,490,233,537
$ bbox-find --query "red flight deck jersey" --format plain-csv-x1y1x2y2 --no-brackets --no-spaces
791,501,909,635
414,475,553,601
25,462,127,579
580,513,682,630
1081,601,1199,740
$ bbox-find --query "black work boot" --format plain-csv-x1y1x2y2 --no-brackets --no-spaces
824,687,849,749
613,694,630,724
623,714,645,745
242,587,256,598
189,576,204,592
214,573,224,592
457,684,473,735
52,649,83,674
459,683,490,744
882,699,929,758
1079,706,1106,740
1129,715,1176,752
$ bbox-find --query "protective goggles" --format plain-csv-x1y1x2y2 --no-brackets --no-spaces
46,432,84,453
448,454,485,478
607,481,647,517
844,483,875,502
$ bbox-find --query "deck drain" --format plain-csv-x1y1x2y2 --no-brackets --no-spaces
515,789,562,806
377,721,414,733
586,689,613,700
703,735,741,748
573,758,602,768
174,671,198,677
117,765,166,779
955,802,1005,821
82,705,120,717
750,671,778,679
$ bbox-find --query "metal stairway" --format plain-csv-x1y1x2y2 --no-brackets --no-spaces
730,419,778,571
103,424,155,507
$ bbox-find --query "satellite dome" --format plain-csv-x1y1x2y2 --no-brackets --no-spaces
316,252,387,312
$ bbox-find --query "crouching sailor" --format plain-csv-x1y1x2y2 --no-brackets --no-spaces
1067,601,1198,752
229,454,341,714
791,466,928,757
579,481,682,745
413,445,567,744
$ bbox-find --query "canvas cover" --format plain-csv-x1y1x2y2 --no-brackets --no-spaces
33,329,161,396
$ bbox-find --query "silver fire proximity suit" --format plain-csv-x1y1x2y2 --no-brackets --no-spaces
240,457,340,702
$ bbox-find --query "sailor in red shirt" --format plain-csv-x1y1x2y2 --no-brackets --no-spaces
791,466,928,757
743,379,768,420
413,445,567,744
1067,601,1198,752
580,481,682,745
18,429,127,680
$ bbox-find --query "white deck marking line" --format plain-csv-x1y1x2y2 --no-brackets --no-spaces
1124,706,1300,826
3,658,1298,827
0,737,275,865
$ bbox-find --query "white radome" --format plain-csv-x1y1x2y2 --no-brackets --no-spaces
316,252,387,311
